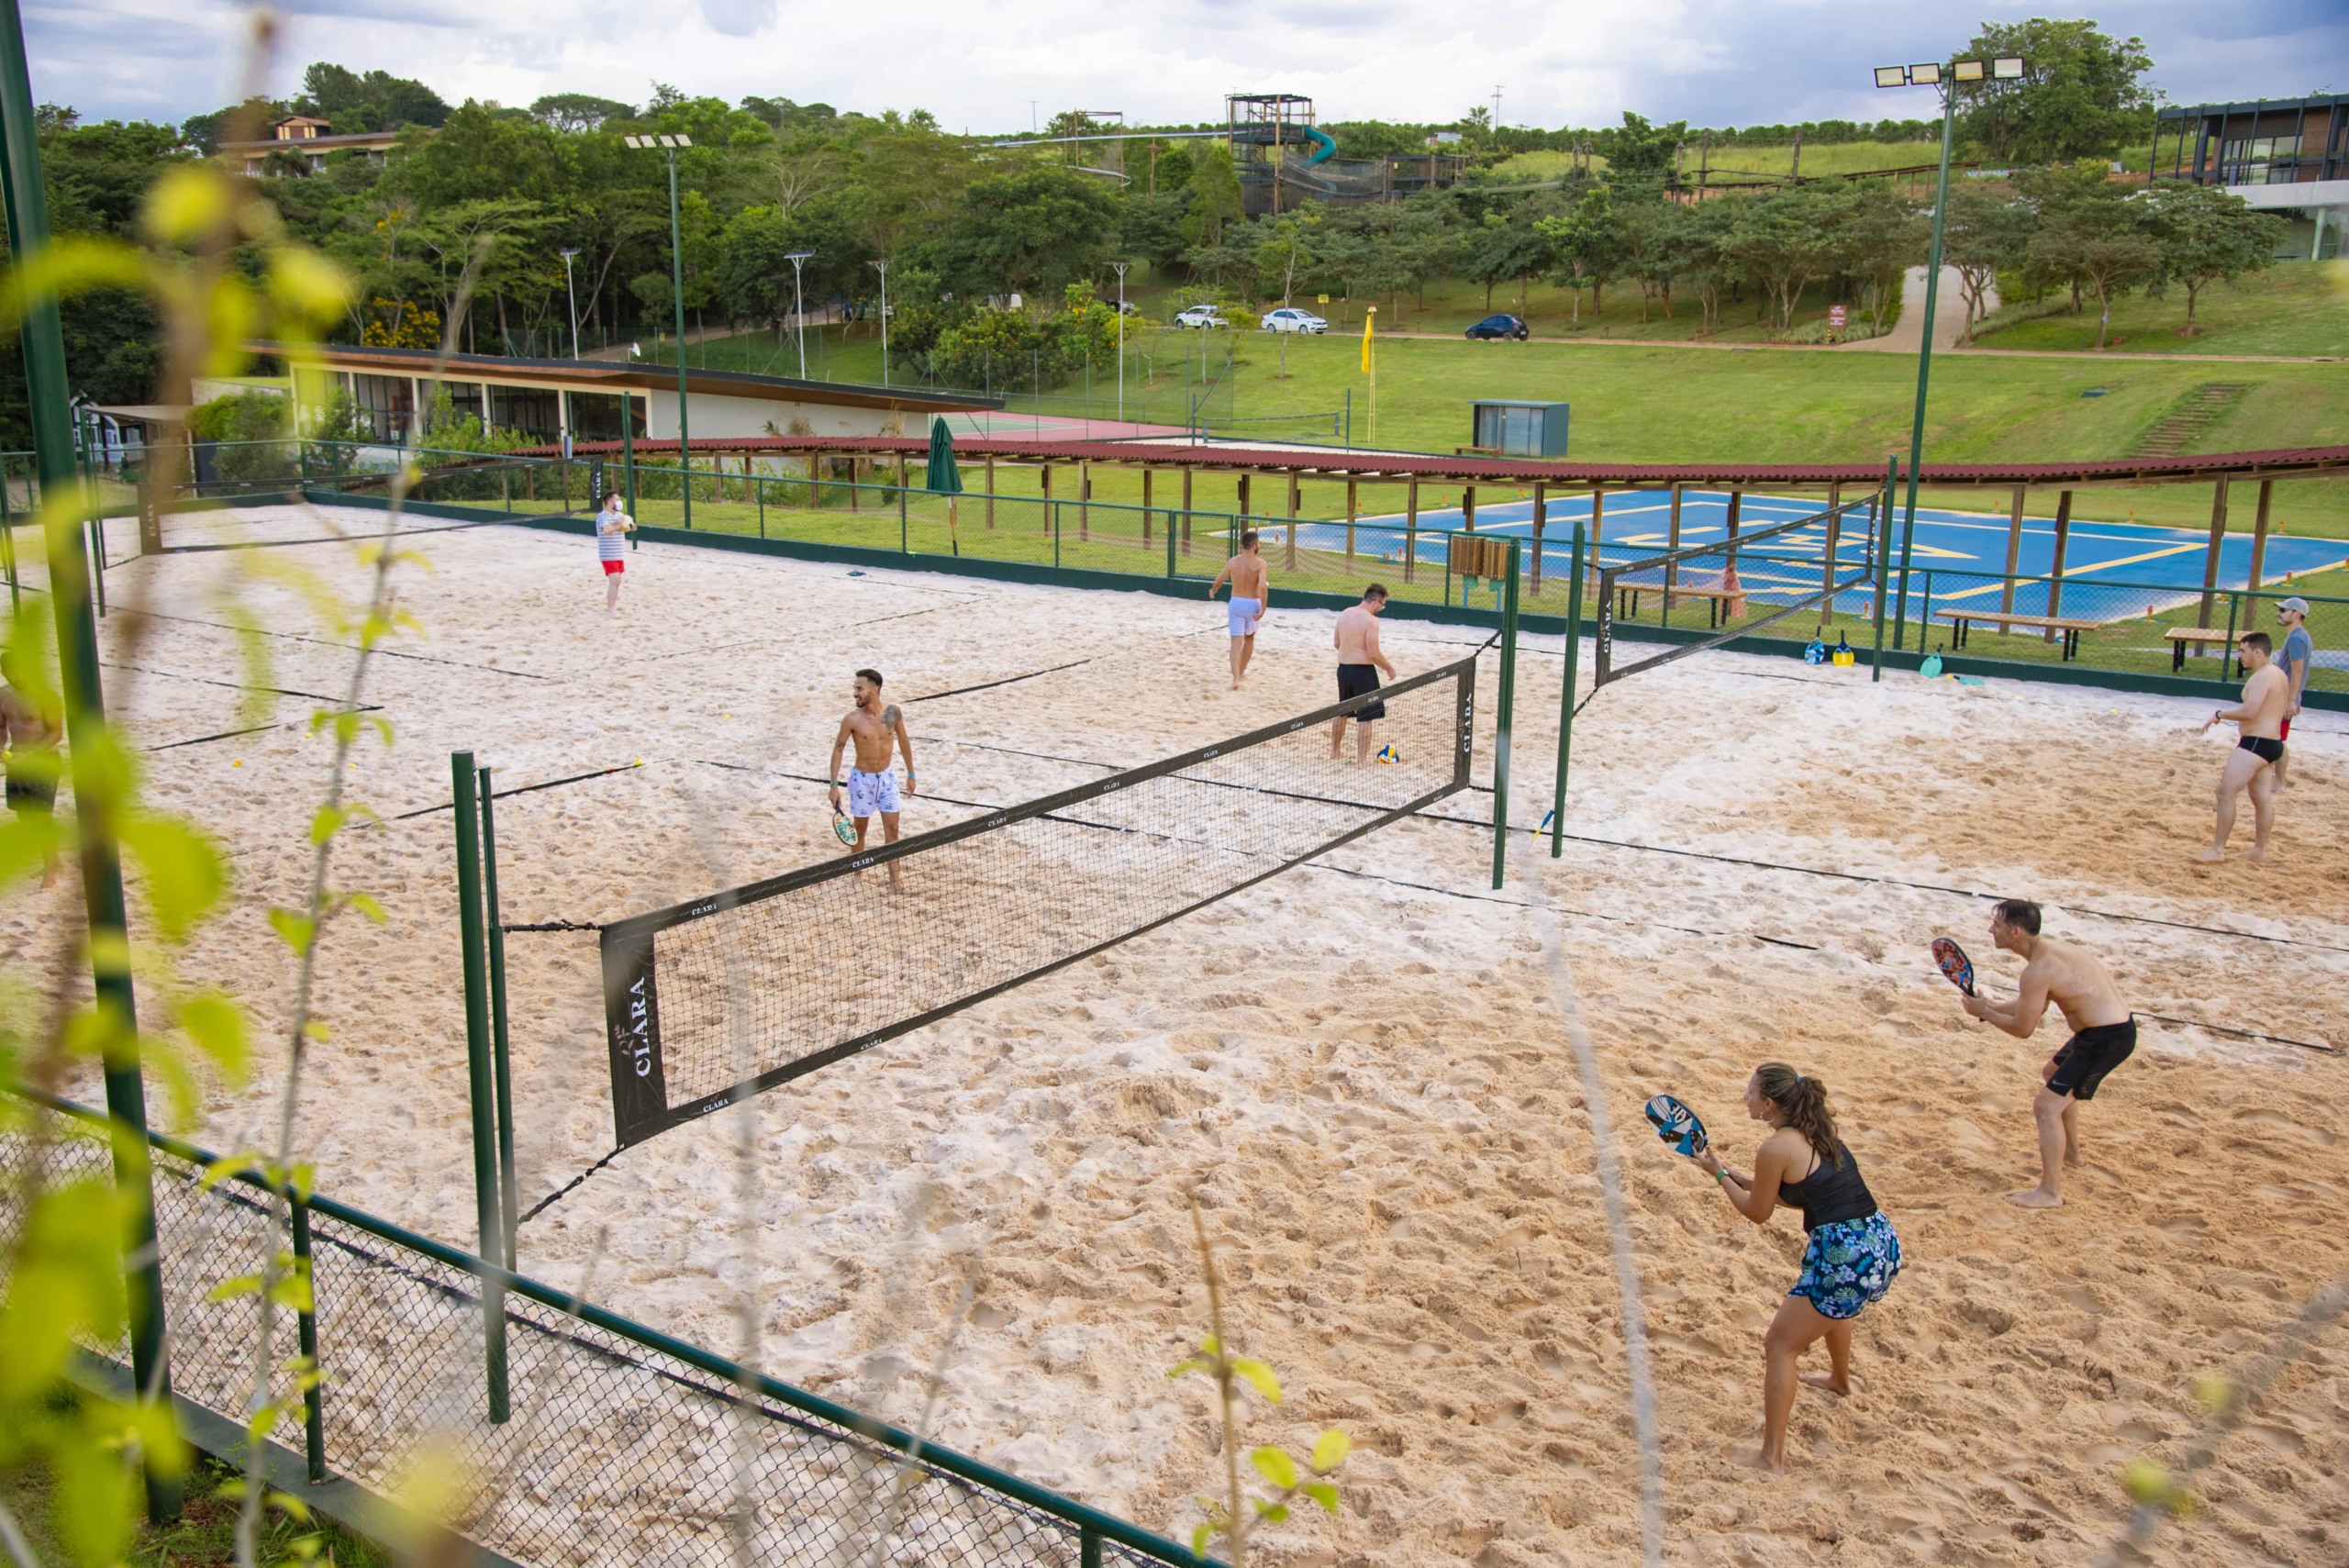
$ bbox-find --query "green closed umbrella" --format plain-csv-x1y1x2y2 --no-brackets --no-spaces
925,417,963,554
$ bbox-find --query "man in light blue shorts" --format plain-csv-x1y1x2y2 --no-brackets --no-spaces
1208,529,1270,690
828,667,917,887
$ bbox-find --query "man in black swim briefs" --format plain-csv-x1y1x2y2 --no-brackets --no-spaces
2195,631,2288,863
1955,898,2136,1210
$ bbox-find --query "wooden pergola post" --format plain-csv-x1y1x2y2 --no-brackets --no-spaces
1462,485,1476,531
2197,475,2230,628
1665,483,1683,606
1182,468,1194,555
1998,484,2027,629
984,455,996,528
1820,484,1842,626
1141,468,1153,544
1404,477,1419,584
1041,462,1053,535
2247,478,2274,589
1530,483,1545,593
1079,461,1090,541
2044,489,2074,638
1286,469,1299,569
848,457,861,511
1345,477,1358,565
1238,472,1251,525
1590,487,1605,553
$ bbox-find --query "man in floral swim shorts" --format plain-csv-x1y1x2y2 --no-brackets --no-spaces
828,667,917,888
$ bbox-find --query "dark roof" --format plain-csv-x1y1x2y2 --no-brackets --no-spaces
254,342,1001,415
2156,95,2349,120
509,433,2349,489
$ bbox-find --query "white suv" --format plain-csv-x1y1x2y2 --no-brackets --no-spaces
1261,307,1328,334
1173,304,1229,328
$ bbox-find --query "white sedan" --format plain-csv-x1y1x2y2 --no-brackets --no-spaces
1261,307,1329,334
1173,305,1229,328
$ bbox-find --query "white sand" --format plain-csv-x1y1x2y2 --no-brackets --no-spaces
14,504,2349,1566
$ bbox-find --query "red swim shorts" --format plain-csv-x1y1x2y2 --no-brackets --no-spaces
602,559,624,575
2279,717,2291,741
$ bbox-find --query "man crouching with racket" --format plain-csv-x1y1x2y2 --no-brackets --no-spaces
1957,898,2134,1209
828,668,917,888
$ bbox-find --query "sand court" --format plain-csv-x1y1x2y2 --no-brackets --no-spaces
12,503,2348,1567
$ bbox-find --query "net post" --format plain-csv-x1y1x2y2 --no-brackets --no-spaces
1491,539,1520,891
1870,458,1895,683
1552,520,1586,858
478,765,518,1271
622,409,638,545
290,1195,328,1485
450,751,510,1423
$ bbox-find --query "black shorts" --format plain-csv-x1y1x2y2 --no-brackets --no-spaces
2049,1018,2136,1102
2237,735,2283,764
5,771,54,814
1336,662,1385,721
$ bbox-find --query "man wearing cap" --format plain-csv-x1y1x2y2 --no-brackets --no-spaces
2274,596,2313,789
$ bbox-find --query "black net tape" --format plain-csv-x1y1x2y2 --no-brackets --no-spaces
603,651,1479,1147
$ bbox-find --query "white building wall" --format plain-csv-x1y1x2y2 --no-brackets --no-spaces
643,393,911,440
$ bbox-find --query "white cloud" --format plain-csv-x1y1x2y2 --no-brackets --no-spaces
23,0,2339,131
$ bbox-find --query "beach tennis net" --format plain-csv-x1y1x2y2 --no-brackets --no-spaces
601,651,1479,1147
1593,494,1881,688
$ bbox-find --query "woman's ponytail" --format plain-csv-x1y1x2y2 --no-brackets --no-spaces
1755,1062,1845,1167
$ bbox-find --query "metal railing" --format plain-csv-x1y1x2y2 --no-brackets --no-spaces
3,1087,1200,1568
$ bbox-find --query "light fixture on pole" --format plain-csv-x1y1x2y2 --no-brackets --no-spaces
558,247,582,360
785,250,814,380
1871,53,2022,649
1109,261,1130,424
871,258,889,388
622,132,696,528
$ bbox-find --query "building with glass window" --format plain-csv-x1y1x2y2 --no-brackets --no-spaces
2150,95,2349,259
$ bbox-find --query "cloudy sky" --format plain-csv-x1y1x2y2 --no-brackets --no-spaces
28,0,2347,134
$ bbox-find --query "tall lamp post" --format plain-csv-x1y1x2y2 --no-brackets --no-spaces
558,246,582,359
1109,260,1130,424
871,258,889,388
785,250,814,379
1873,53,2021,649
623,132,695,528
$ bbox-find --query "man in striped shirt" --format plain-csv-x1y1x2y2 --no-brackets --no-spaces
596,491,634,614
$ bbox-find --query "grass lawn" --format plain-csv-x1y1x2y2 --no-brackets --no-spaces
1971,260,2349,358
2,1452,391,1568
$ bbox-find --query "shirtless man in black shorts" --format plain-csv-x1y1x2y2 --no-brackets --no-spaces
1,673,60,889
1954,898,2134,1209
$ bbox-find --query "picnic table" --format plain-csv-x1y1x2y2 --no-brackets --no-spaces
2164,626,2247,675
1611,581,1750,628
1937,609,2104,662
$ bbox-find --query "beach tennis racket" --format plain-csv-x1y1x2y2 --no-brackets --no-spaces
1643,1094,1709,1159
830,807,859,847
1931,937,1976,997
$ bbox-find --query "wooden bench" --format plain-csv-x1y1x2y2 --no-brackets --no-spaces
2165,625,2246,675
1610,582,1751,628
1937,609,2103,661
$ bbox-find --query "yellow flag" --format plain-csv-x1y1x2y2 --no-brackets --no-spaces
1360,308,1375,373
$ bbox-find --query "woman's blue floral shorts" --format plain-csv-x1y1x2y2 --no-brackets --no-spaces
1791,1211,1902,1320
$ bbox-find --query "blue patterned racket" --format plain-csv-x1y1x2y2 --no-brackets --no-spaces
1931,938,1976,997
1643,1094,1709,1159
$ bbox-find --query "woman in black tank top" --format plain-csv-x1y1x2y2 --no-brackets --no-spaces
1689,1062,1902,1473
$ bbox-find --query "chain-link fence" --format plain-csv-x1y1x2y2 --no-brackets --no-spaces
2,1095,1200,1567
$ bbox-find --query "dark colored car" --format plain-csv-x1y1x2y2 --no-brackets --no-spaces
1466,314,1530,341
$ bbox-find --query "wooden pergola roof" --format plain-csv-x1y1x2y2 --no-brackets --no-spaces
517,435,2349,491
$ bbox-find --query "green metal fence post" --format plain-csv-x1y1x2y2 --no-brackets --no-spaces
450,752,509,1423
1079,1527,1102,1568
290,1196,328,1485
900,479,909,555
757,472,765,539
0,3,178,1518
1551,521,1586,858
1165,502,1176,580
2222,590,2239,660
1491,539,1520,891
477,766,518,1271
1920,572,1934,643
1052,502,1061,571
1871,458,1895,684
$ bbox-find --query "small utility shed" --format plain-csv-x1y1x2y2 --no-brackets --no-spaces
1470,399,1569,459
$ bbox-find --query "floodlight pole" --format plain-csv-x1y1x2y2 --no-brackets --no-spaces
872,259,889,388
1110,261,1130,422
559,247,582,359
0,0,178,1519
1891,83,1959,649
786,251,813,379
661,142,692,529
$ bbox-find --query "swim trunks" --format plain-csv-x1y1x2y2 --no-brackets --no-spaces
845,766,901,818
1789,1211,1901,1321
2048,1017,2136,1101
5,767,55,814
602,559,624,576
2237,735,2283,764
1227,596,1262,638
1336,662,1386,721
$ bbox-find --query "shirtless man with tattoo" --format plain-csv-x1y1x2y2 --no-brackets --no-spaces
828,667,917,887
